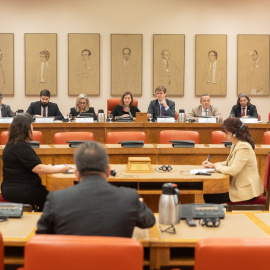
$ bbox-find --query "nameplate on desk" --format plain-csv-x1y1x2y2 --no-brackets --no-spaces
240,118,258,123
198,117,216,123
0,117,13,123
75,117,94,123
156,117,175,123
35,117,54,123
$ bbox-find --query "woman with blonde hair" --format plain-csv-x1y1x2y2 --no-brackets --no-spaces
69,94,97,120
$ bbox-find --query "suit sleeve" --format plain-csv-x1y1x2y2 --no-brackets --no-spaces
212,106,223,122
89,107,97,121
187,108,196,118
164,101,175,118
70,107,76,117
136,195,156,229
6,105,15,117
26,102,35,117
53,104,64,120
230,106,237,117
249,105,258,118
36,193,55,234
147,101,155,115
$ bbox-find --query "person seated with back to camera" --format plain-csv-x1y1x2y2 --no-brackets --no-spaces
202,117,263,204
111,91,140,120
1,113,72,211
69,93,97,121
230,93,258,118
187,93,223,122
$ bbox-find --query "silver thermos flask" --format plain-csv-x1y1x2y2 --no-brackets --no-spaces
178,109,185,123
97,109,105,122
159,183,181,225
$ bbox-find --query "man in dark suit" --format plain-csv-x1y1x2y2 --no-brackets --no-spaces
0,93,15,117
36,141,156,237
147,85,175,121
26,89,63,120
230,93,258,118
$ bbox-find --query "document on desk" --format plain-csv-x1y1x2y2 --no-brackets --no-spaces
190,168,215,175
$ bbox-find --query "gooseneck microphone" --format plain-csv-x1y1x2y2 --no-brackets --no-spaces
126,106,133,119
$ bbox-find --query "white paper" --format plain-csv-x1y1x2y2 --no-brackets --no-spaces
35,117,54,123
190,168,215,174
54,164,75,174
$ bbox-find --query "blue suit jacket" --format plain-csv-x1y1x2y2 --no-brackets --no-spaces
26,101,63,120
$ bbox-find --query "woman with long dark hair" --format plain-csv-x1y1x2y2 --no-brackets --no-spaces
1,113,71,210
202,117,263,204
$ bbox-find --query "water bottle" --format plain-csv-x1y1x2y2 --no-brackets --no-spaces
97,109,105,122
178,109,185,122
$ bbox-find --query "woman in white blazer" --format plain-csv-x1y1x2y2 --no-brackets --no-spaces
202,117,263,204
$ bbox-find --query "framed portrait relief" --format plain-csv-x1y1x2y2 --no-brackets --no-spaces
195,34,227,96
153,34,185,96
0,33,14,96
111,34,142,96
68,33,100,96
238,35,269,96
25,33,57,96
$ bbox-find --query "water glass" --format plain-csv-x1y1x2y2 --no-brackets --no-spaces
68,114,72,122
147,113,153,122
108,114,113,122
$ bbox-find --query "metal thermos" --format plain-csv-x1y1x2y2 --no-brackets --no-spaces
159,183,181,225
178,109,185,123
97,109,105,122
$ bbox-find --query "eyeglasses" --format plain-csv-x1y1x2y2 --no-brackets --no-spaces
159,165,172,171
159,224,176,234
199,217,220,227
79,102,87,105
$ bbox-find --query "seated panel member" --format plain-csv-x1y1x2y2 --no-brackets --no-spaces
202,117,263,204
36,141,156,237
230,93,258,118
0,92,15,117
147,85,175,121
69,93,97,120
26,89,64,120
187,93,223,122
111,91,140,119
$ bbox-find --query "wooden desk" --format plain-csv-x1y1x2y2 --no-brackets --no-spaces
0,122,269,144
46,165,229,211
4,212,270,270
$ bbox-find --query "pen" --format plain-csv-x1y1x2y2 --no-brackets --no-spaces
207,155,210,161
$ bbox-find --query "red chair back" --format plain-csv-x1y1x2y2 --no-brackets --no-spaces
159,130,200,144
106,132,146,144
263,131,270,144
107,98,138,116
54,132,94,144
1,131,43,145
211,131,226,144
195,238,270,270
0,233,4,270
18,235,143,270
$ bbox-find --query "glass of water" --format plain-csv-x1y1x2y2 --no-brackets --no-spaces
147,113,153,122
108,113,113,122
68,114,72,122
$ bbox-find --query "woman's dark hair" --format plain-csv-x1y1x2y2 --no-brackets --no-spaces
221,117,255,149
119,91,134,107
7,113,33,145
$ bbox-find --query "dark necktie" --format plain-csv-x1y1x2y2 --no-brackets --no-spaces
43,107,46,117
205,110,208,116
160,104,164,116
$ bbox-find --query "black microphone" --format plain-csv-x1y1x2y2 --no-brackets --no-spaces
126,106,133,119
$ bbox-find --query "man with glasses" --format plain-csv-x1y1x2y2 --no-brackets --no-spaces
26,89,63,120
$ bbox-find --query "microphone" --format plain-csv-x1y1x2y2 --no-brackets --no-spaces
126,106,133,119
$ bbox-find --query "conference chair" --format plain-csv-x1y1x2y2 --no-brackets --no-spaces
107,98,138,116
17,235,143,270
1,131,43,145
210,131,226,144
106,131,146,144
53,132,94,144
263,131,270,144
175,111,179,121
227,152,270,211
159,130,200,144
194,238,270,270
0,233,3,270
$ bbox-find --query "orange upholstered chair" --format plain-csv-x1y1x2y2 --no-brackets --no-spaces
0,233,3,270
107,98,138,116
211,131,226,144
54,132,94,144
106,132,146,144
264,131,270,144
1,131,43,145
194,238,270,270
227,152,270,211
159,130,200,144
17,235,143,270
